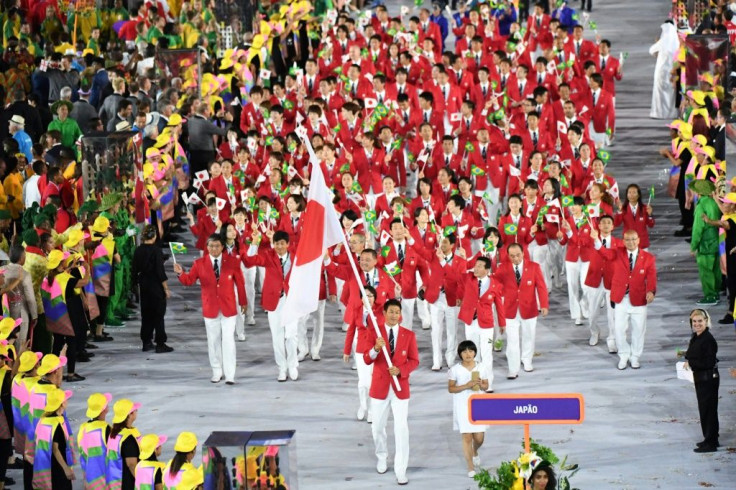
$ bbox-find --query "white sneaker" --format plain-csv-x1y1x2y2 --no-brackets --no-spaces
468,470,477,478
288,367,299,381
630,358,640,369
357,407,366,421
351,363,357,370
376,460,387,474
523,362,533,372
574,318,583,326
431,364,441,371
311,353,321,361
617,359,628,370
246,317,256,326
342,323,349,332
277,371,287,382
397,474,408,485
589,333,599,346
367,410,373,423
472,456,480,468
607,340,618,354
421,323,431,330
237,333,246,342
297,352,307,362
210,375,222,383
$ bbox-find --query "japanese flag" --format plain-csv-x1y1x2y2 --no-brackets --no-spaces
365,98,378,109
509,165,522,177
450,113,462,122
195,170,210,182
380,229,392,246
240,190,248,203
260,69,271,80
607,181,620,200
557,120,568,134
215,197,227,210
545,213,560,223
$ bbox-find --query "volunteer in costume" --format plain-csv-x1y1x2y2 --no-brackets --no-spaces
40,249,88,382
11,350,41,476
134,434,167,490
163,432,201,489
106,398,141,490
31,387,75,490
77,393,112,489
0,343,14,488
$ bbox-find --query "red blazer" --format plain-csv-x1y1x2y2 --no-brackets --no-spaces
567,38,598,65
326,261,395,325
564,216,594,262
177,254,246,318
424,253,467,306
601,247,657,307
439,211,483,257
595,55,623,96
457,275,506,328
589,89,616,134
377,240,430,299
409,195,444,223
363,324,419,400
344,305,384,355
239,102,265,133
241,248,292,311
584,235,623,289
497,214,535,248
614,204,655,249
494,260,549,319
190,210,219,251
277,213,305,252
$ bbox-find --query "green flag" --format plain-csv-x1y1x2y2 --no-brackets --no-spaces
443,225,457,237
170,242,188,254
561,195,574,207
503,223,518,236
471,165,486,176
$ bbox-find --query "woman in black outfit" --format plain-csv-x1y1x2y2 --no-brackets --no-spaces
685,308,720,453
132,225,173,354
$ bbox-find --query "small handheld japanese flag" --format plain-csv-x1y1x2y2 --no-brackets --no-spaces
260,69,271,80
557,120,568,134
215,198,227,210
365,98,378,109
450,113,462,122
380,229,392,246
545,213,560,223
240,190,248,203
195,170,210,182
509,165,522,177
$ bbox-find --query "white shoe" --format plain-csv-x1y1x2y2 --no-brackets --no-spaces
607,340,618,354
397,475,409,485
617,359,628,370
523,362,533,372
246,317,256,326
342,323,349,332
210,375,222,383
237,333,246,342
311,353,321,361
431,364,441,371
468,470,477,478
357,407,366,421
376,460,387,474
589,333,599,346
288,367,299,381
351,363,357,370
472,456,480,468
367,411,373,423
421,322,431,330
297,352,307,362
574,318,583,326
630,358,640,369
277,370,287,382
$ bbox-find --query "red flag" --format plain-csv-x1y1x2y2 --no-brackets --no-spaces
281,162,343,323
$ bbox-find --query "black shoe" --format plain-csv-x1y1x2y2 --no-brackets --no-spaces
93,334,113,342
80,351,95,358
155,343,174,353
65,373,86,382
77,354,91,362
8,457,22,469
694,445,717,453
697,440,720,447
674,228,692,237
86,342,99,349
718,315,733,325
142,342,155,352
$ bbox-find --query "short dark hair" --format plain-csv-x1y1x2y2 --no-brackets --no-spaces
272,230,290,244
475,256,491,270
383,298,401,312
457,340,477,358
207,234,224,246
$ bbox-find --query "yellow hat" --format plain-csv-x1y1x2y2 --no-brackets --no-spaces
139,434,168,460
666,120,683,129
44,388,72,413
687,90,706,106
691,134,708,147
154,132,172,149
91,216,110,235
174,431,198,453
82,48,94,57
678,122,692,140
64,229,89,249
720,192,736,204
179,465,204,490
697,145,716,161
37,354,68,376
18,351,42,373
145,147,161,159
219,56,234,71
167,113,184,126
699,72,714,86
0,317,21,340
86,392,112,419
112,399,141,424
46,249,67,270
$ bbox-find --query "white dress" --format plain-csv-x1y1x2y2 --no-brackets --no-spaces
649,22,679,119
448,362,488,433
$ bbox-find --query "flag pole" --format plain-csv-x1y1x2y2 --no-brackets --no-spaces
299,128,401,391
169,242,177,264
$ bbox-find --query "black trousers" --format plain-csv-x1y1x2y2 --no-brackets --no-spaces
694,373,720,445
140,288,167,345
52,334,76,374
726,255,736,317
96,295,109,327
581,0,592,11
189,149,216,178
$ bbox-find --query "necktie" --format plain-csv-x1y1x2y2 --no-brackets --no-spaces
478,279,482,295
601,57,606,70
537,17,541,27
352,83,357,96
213,258,220,280
515,155,521,168
378,94,383,104
482,85,487,98
538,75,543,85
424,112,429,123
445,155,450,166
476,54,480,65
501,75,507,89
576,41,581,56
366,272,371,286
574,147,580,159
466,119,470,131
481,146,487,160
398,85,404,95
457,71,462,84
515,265,521,285
404,111,409,124
532,131,538,146
629,253,634,271
292,217,298,229
559,53,564,63
398,244,405,265
593,92,598,106
389,328,395,356
520,82,525,94
442,86,448,100
308,78,313,92
602,238,607,248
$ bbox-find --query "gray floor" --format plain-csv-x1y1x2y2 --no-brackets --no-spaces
24,1,735,489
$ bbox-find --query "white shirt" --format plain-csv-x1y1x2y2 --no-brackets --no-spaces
23,175,41,209
277,252,291,276
478,276,490,296
369,323,400,359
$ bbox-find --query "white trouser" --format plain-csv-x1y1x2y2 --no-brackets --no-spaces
613,295,647,362
300,299,325,357
464,321,494,388
589,121,609,148
371,390,409,480
429,294,457,368
257,266,266,292
547,240,565,285
354,338,373,412
243,265,256,322
529,242,550,288
203,313,237,382
505,313,537,375
233,267,246,338
267,297,299,372
415,272,430,328
401,297,416,330
335,278,345,312
565,260,589,320
587,284,615,342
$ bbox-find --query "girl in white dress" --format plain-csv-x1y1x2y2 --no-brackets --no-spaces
448,340,489,478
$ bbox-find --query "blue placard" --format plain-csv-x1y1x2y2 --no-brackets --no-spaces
469,395,584,424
